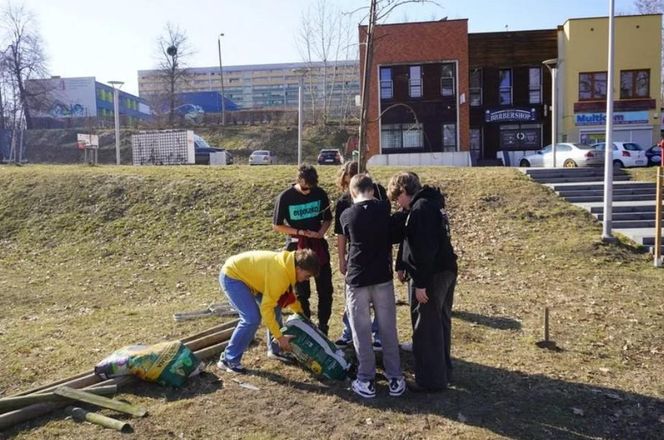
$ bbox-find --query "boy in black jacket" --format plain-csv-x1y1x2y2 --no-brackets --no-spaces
388,172,458,392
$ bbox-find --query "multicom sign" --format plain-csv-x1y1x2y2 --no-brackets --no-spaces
485,108,538,123
575,111,649,126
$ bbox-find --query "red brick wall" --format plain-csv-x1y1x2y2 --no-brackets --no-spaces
360,20,469,158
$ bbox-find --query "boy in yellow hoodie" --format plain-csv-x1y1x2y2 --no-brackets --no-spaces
217,249,320,373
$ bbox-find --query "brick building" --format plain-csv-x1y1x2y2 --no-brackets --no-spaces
360,20,471,166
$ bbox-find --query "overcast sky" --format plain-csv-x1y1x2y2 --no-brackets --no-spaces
5,0,641,95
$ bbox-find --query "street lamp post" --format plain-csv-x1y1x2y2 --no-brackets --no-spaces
108,80,124,165
542,59,557,167
217,33,226,126
602,0,617,242
292,68,310,166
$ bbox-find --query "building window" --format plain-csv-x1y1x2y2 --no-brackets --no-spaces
381,123,423,149
380,67,393,99
620,69,649,99
470,69,482,106
441,63,455,96
499,69,512,105
579,72,607,100
529,67,541,104
409,66,422,98
442,123,457,151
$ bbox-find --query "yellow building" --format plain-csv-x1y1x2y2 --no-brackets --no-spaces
557,14,662,148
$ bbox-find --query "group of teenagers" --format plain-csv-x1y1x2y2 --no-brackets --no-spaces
216,162,458,398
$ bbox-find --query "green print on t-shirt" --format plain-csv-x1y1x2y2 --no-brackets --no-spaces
289,201,321,221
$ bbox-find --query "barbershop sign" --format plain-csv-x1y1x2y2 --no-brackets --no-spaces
575,111,649,126
485,107,538,123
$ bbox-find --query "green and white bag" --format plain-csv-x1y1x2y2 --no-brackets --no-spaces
282,314,350,380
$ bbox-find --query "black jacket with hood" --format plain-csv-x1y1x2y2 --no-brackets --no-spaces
399,186,457,289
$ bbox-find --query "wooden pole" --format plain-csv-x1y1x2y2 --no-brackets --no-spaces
0,385,117,413
53,386,147,418
544,307,550,342
66,406,132,432
655,167,662,267
185,328,234,352
193,340,229,361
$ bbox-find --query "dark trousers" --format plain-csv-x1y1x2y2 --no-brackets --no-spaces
286,241,334,335
409,270,456,390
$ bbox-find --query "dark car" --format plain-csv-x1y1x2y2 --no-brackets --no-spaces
317,148,343,165
645,145,662,166
194,135,231,165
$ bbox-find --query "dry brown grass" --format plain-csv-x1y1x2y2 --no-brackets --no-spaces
0,165,662,440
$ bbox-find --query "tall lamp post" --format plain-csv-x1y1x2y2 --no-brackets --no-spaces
602,0,617,242
108,80,124,165
292,67,310,166
217,33,226,126
542,59,557,167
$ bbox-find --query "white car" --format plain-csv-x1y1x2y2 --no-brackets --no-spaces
591,142,648,168
248,150,275,165
519,143,604,168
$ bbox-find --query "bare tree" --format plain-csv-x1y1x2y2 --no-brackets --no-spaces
296,0,356,124
0,1,48,134
634,0,664,99
154,23,192,126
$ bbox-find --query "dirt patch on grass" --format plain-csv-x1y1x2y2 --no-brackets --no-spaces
0,165,662,439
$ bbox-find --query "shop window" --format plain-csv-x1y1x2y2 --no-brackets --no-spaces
470,69,482,106
381,123,423,149
529,67,541,104
442,123,457,151
499,69,512,105
441,63,455,97
409,66,422,98
380,67,393,99
470,128,482,160
579,72,607,100
620,69,649,99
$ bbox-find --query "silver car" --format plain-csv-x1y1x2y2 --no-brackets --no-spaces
248,150,275,165
519,143,604,168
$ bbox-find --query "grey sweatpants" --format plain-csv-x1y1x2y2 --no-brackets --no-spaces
346,280,402,382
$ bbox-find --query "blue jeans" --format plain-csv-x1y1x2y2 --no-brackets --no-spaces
341,308,380,343
220,273,281,363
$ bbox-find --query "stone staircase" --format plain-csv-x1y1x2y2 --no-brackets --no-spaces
523,167,663,255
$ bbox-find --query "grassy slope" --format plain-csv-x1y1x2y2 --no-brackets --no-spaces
0,165,662,440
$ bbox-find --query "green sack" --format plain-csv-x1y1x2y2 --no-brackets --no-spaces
95,341,201,387
282,314,350,380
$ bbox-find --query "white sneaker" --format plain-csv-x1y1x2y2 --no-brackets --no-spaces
351,379,376,399
388,377,406,397
400,342,413,352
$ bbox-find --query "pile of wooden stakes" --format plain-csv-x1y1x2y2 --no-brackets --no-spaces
0,319,239,432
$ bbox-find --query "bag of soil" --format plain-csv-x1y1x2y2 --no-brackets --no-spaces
282,314,350,380
95,341,200,387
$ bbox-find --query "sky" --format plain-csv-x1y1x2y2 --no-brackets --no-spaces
5,0,642,95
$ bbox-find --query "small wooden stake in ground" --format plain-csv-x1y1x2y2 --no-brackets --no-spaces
54,386,147,418
536,307,560,351
66,406,132,432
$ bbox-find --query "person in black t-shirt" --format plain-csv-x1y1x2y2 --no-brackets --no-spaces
273,164,333,335
333,161,385,349
340,174,405,398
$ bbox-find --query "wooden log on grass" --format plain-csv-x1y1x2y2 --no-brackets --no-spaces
53,386,147,418
66,406,132,432
0,385,117,413
185,327,235,352
193,340,229,361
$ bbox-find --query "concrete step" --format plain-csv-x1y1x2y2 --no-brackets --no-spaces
596,212,656,221
565,194,655,203
590,205,656,214
537,175,632,184
609,219,664,229
558,188,656,197
526,167,625,176
552,182,655,192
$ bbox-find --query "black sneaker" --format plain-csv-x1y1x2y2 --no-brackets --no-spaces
351,378,376,399
267,351,296,364
335,337,352,348
216,356,247,374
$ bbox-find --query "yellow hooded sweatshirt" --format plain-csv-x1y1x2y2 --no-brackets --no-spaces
221,250,304,338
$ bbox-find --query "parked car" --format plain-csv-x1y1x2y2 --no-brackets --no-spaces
317,148,343,165
591,142,647,168
519,143,604,168
194,135,231,165
249,150,276,165
645,144,662,166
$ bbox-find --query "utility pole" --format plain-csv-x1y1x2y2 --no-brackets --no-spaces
602,0,616,242
109,81,124,165
218,33,226,126
358,0,377,173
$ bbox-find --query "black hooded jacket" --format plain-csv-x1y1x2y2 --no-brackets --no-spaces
399,186,458,288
